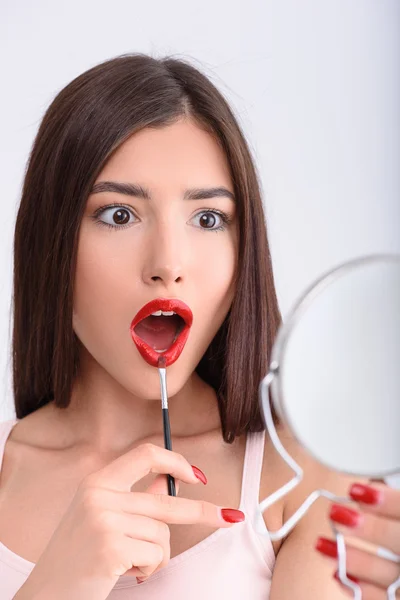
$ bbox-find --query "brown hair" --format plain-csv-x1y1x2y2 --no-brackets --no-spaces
12,53,282,443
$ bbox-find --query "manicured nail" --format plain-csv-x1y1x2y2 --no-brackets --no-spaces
334,570,360,584
191,465,207,485
315,536,338,558
329,504,363,528
221,508,245,523
349,483,384,505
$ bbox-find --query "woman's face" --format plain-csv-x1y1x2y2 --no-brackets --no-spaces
73,118,238,400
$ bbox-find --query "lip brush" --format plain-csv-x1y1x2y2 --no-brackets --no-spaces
157,355,176,497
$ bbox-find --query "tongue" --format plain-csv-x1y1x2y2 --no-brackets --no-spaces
134,315,181,351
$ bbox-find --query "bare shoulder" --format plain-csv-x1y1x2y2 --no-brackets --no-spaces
1,403,79,494
259,421,370,554
7,403,68,450
260,422,371,598
261,420,369,524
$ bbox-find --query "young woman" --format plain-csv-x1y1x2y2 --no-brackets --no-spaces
0,54,398,600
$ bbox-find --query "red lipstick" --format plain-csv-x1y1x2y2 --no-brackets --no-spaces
130,298,193,367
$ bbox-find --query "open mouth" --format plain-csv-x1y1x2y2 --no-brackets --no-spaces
133,312,186,352
130,298,193,367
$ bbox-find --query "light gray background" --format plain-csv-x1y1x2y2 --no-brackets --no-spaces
1,0,399,483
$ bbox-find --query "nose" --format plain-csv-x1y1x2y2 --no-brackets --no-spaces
141,219,185,287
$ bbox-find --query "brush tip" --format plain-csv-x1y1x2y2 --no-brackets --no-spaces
158,355,167,369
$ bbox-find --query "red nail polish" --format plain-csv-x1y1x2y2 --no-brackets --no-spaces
221,508,245,523
329,504,362,527
349,483,384,505
334,570,360,584
191,465,207,485
315,537,338,558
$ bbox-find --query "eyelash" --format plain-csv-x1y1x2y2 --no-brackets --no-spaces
90,202,233,233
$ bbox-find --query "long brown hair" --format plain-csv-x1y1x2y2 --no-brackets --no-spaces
12,53,282,443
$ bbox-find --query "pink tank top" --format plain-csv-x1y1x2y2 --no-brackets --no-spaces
0,418,275,598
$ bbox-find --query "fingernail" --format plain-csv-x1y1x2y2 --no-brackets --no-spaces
334,570,360,584
137,577,146,584
329,504,363,528
221,508,245,523
315,536,338,558
191,465,207,485
349,483,384,505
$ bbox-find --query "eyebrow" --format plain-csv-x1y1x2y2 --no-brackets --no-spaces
90,181,236,203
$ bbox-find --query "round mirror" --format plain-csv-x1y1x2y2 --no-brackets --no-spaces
266,254,400,478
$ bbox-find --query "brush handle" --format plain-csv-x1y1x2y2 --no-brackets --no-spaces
162,407,176,496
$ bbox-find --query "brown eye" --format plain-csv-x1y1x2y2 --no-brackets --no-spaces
199,213,216,228
93,205,136,229
113,209,130,225
190,210,231,232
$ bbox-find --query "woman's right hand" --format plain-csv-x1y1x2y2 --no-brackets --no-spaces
15,443,245,600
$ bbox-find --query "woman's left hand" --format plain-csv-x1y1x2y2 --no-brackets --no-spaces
315,481,400,598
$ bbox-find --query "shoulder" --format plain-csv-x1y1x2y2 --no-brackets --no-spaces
4,404,63,449
259,423,370,598
260,420,368,530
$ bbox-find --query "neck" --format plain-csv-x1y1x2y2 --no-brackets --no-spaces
50,352,220,457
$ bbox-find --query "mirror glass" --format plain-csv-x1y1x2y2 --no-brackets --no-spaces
269,255,400,478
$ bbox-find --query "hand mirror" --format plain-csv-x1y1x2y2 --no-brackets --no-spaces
257,254,400,599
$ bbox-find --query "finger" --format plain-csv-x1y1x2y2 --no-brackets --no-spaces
316,536,400,590
103,488,244,528
343,544,400,592
333,570,400,599
100,511,171,574
83,443,202,492
145,473,181,497
329,503,400,555
348,482,400,519
116,536,165,579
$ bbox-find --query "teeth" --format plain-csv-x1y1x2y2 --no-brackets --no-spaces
150,310,176,317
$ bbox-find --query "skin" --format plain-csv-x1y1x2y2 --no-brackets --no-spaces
69,116,239,455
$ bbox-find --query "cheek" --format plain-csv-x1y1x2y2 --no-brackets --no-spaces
196,228,237,270
196,237,237,298
191,243,237,346
72,236,134,354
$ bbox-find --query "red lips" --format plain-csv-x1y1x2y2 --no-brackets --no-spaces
130,298,193,367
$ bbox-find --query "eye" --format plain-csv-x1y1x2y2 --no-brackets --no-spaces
191,210,232,232
91,204,136,230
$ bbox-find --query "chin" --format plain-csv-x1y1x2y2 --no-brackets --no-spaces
120,363,191,401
